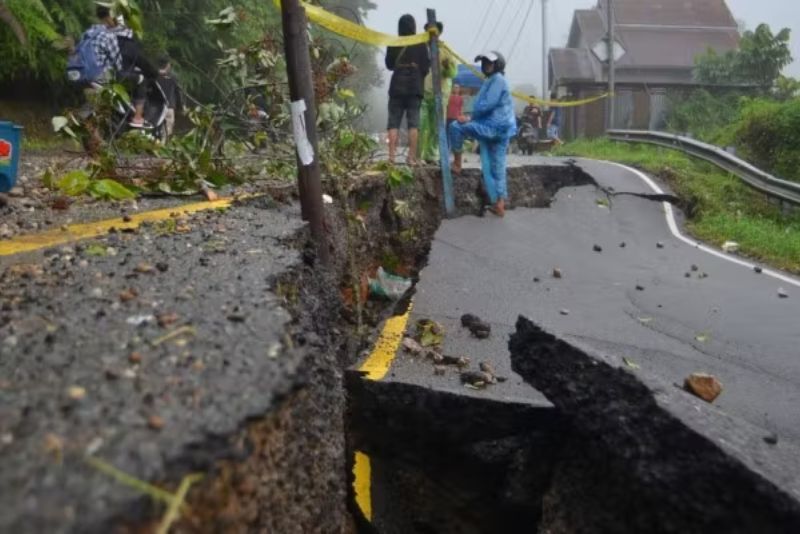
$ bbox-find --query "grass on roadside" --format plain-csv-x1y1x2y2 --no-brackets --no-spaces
553,138,800,273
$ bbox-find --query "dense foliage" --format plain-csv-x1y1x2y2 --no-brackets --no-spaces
694,24,793,91
0,0,380,101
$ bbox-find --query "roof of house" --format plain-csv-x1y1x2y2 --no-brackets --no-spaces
551,0,741,87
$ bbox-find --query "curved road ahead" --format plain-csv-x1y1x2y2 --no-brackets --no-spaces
379,157,800,445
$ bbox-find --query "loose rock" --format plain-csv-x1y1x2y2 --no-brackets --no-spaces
128,352,143,364
461,313,491,339
754,266,763,274
148,415,165,430
560,309,570,316
441,355,470,367
619,242,626,248
433,366,446,376
635,285,645,291
778,288,789,299
401,337,424,355
763,434,779,445
552,268,563,279
684,373,723,403
593,244,603,253
460,371,496,388
656,242,665,249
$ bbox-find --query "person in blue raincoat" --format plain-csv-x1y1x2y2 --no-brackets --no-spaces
449,51,517,217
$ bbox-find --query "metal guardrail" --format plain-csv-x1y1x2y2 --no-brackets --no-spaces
607,129,800,206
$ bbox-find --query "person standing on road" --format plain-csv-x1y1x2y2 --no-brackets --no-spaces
385,14,430,165
546,93,563,146
449,51,517,217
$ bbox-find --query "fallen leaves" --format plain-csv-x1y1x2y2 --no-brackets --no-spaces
416,319,444,348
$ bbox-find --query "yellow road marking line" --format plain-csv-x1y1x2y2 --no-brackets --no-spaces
353,451,372,521
358,306,412,381
0,198,235,257
353,306,413,523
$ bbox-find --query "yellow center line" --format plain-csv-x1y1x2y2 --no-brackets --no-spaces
0,198,237,257
358,306,412,381
353,305,413,522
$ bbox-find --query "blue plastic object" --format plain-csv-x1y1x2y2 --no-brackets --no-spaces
0,121,23,193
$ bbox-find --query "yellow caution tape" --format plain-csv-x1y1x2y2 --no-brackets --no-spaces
441,43,609,108
274,0,429,47
273,1,607,108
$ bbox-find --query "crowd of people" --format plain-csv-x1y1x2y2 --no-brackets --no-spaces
384,13,563,217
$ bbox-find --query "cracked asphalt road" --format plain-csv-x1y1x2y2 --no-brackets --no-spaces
380,157,800,445
0,198,310,533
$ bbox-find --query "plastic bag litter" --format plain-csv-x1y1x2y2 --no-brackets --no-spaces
368,267,412,300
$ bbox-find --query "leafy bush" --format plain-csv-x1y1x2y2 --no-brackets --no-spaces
728,97,800,182
666,89,747,142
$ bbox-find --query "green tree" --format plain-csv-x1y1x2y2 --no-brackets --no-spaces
695,23,793,91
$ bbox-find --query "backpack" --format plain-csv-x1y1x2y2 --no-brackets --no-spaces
66,28,106,83
389,47,423,98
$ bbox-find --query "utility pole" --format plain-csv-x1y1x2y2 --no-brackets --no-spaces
606,0,616,130
542,0,548,101
427,9,455,217
280,0,330,265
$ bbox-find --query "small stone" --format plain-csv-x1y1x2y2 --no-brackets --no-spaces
479,362,496,376
635,285,645,291
119,288,138,302
433,365,446,376
656,242,665,249
685,272,692,278
593,244,603,253
699,272,709,279
156,262,169,273
78,259,89,268
105,369,120,380
402,337,424,355
129,352,143,364
122,214,133,223
147,415,165,430
441,355,470,367
90,287,103,299
67,386,87,400
778,288,789,299
619,242,626,248
763,434,779,445
157,312,180,327
460,371,496,387
754,266,763,274
135,262,156,274
691,264,699,272
560,309,570,316
684,373,723,403
8,187,24,198
60,225,69,232
553,268,563,279
533,277,540,283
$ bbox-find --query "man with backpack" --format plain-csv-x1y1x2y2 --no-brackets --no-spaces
67,5,121,84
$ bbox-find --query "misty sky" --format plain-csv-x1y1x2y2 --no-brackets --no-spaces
364,0,800,89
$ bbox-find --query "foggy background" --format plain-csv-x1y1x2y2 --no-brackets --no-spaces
358,0,800,132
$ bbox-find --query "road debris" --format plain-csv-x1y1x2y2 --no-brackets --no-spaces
635,284,645,291
593,244,603,253
157,312,180,328
441,355,470,367
778,288,789,299
127,314,155,326
119,288,138,302
147,415,166,431
754,266,763,274
619,242,626,248
691,264,699,272
461,313,491,339
67,386,87,401
460,371,496,389
763,433,779,445
622,357,640,370
135,262,157,275
722,241,740,253
552,268,563,279
128,352,143,364
401,337,424,355
433,365,446,376
533,277,541,283
684,373,723,403
560,309,570,316
368,267,412,300
656,242,665,249
416,319,445,348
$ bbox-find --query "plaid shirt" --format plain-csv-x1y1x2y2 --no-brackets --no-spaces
88,25,122,73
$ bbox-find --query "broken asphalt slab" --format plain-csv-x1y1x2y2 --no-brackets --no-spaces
0,198,341,533
510,316,800,532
